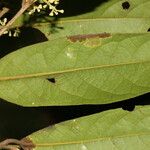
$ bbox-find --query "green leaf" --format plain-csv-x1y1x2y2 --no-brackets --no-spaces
33,0,150,39
27,106,150,150
0,34,150,106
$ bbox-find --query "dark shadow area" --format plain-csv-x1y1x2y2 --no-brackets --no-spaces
0,100,52,141
0,27,48,59
0,93,149,141
58,0,109,17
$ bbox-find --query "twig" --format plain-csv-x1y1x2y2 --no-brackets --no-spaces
0,138,35,150
0,7,9,18
0,0,34,36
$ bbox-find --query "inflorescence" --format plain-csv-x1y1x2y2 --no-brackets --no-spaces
0,0,64,36
28,0,64,16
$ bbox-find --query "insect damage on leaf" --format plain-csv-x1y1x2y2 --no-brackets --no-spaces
47,78,56,83
67,33,111,48
67,33,111,42
122,1,130,10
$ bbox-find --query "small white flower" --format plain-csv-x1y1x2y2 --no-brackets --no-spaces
0,18,7,26
28,0,64,16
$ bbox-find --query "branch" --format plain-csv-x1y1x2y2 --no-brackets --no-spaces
0,7,9,18
0,0,34,36
0,138,35,150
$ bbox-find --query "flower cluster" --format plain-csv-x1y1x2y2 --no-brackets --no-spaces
0,0,63,36
28,0,64,16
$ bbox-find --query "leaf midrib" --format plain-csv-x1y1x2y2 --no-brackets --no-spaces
0,60,149,81
32,132,150,147
33,17,150,27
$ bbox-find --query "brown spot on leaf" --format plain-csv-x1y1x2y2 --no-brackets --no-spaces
67,33,111,42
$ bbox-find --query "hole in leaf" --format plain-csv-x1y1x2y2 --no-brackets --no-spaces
122,103,135,112
147,28,150,32
47,78,56,83
122,1,130,10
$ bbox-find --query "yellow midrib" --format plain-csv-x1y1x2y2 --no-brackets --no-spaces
0,60,149,81
32,132,150,147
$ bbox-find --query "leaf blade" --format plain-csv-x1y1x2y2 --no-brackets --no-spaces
0,34,150,106
28,106,150,150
